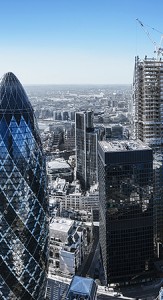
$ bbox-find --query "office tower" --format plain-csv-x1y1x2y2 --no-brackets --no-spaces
133,56,163,250
153,157,163,252
98,140,154,284
64,123,75,151
0,72,48,299
75,111,98,190
66,276,97,300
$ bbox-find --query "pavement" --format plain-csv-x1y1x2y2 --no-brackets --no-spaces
77,225,99,277
96,279,163,300
49,224,163,300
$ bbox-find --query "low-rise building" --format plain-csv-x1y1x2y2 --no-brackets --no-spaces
47,158,73,182
49,179,99,221
66,276,97,300
49,218,91,276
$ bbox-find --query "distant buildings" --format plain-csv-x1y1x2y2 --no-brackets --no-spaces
75,111,98,190
39,121,75,156
98,140,154,284
0,73,48,299
53,110,75,122
64,123,75,151
48,177,99,221
104,124,123,140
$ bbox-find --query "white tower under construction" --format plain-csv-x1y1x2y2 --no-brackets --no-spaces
133,56,163,153
133,56,163,253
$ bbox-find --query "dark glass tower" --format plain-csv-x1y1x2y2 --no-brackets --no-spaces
75,111,98,190
0,73,48,299
98,140,154,284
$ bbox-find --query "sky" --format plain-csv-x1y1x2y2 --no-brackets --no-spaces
0,0,163,84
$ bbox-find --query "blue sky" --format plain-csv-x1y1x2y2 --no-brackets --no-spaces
0,0,163,84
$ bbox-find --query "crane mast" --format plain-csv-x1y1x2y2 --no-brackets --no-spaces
136,18,163,59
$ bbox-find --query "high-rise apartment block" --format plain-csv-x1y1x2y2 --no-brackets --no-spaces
133,56,163,249
98,140,154,284
133,56,163,152
0,73,48,299
75,111,98,190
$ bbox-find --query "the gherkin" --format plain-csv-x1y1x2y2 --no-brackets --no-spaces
0,72,49,300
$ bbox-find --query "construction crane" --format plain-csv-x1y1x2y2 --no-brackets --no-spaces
136,18,163,59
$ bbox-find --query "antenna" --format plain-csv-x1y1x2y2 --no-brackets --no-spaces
136,18,163,59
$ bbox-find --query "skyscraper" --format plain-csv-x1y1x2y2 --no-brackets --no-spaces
75,111,97,190
98,140,154,284
133,56,163,152
0,72,48,299
133,56,163,250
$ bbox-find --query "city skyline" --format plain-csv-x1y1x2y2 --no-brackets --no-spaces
1,0,163,84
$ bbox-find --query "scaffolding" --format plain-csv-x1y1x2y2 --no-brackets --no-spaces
133,56,163,152
134,55,163,251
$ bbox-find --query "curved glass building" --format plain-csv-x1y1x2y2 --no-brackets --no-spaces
0,72,49,299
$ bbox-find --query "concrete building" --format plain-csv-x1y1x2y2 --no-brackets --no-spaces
133,56,163,249
47,158,73,182
98,140,154,284
49,179,99,220
49,218,89,276
133,56,163,151
64,123,75,151
104,124,123,140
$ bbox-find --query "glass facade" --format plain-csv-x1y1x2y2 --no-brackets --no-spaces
98,141,154,284
75,111,97,190
0,72,49,299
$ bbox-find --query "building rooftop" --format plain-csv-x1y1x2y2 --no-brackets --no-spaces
67,275,95,296
98,139,151,153
48,158,71,170
47,274,126,300
50,218,74,233
52,177,67,191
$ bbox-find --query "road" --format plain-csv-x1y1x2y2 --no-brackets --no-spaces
77,225,99,277
120,279,163,299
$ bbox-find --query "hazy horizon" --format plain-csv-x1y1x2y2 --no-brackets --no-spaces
0,0,163,84
24,83,132,86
